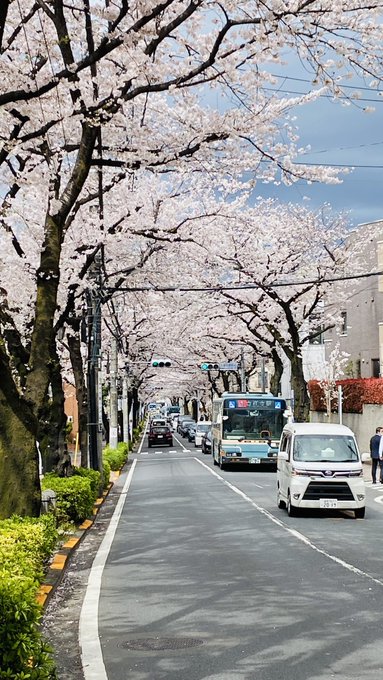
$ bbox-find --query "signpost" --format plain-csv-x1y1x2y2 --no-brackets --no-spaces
218,362,238,371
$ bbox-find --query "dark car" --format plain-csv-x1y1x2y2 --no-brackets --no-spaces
148,426,173,447
186,424,197,443
176,415,193,433
201,430,212,454
178,419,196,437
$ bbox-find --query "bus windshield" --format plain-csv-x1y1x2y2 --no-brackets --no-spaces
222,398,285,441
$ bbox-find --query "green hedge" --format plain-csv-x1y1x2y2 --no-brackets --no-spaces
41,474,94,524
0,515,58,583
0,573,57,679
72,466,101,500
102,459,111,489
103,442,128,470
0,516,58,679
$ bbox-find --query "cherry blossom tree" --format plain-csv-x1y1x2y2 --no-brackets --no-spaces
2,1,383,515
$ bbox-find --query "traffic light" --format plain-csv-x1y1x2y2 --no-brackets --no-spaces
152,360,171,367
200,362,219,371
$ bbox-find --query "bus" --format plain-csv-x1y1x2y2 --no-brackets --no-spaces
211,392,288,469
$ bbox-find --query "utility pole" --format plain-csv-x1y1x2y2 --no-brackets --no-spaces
122,366,130,446
240,346,246,392
87,252,102,471
261,357,267,393
109,335,118,448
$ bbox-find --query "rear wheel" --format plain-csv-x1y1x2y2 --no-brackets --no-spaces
354,507,365,519
287,492,298,517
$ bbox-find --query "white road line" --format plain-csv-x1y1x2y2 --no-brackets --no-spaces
195,457,383,589
173,433,189,451
79,459,137,680
374,495,383,505
136,421,149,455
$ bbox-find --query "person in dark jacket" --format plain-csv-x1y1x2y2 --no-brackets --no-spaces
370,427,383,484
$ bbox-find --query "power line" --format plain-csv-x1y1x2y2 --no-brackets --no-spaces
105,269,383,295
269,73,383,94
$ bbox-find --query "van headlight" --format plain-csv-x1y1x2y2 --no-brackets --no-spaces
291,468,310,476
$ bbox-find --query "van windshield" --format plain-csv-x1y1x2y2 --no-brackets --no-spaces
293,435,359,463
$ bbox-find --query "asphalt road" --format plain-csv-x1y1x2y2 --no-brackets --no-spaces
44,430,383,680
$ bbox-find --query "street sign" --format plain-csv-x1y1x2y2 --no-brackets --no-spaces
219,362,238,371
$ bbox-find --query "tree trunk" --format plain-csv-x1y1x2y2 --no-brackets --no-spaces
0,344,40,518
269,348,284,397
68,328,88,467
290,352,310,422
38,341,72,475
132,387,139,431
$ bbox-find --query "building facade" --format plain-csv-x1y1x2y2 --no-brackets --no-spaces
323,221,383,379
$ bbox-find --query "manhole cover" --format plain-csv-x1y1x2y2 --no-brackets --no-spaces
122,637,204,651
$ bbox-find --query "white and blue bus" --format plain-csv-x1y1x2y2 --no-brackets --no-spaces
211,392,288,469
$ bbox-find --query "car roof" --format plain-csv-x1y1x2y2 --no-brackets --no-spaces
282,422,355,436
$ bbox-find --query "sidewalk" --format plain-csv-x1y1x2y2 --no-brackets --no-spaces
38,469,121,608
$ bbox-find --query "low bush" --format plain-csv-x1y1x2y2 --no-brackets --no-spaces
0,516,58,679
102,459,111,490
103,442,128,470
72,467,101,502
0,515,58,583
0,572,57,679
41,474,94,524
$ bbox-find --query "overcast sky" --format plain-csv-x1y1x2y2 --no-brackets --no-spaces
253,68,383,228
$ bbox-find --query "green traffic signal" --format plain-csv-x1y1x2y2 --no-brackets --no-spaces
152,360,171,367
200,362,219,371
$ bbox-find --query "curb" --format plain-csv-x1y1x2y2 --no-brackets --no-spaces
37,473,120,608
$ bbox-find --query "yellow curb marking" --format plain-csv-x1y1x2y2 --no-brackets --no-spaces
36,593,48,606
79,519,93,530
39,584,53,595
94,498,103,506
51,553,67,570
63,537,80,549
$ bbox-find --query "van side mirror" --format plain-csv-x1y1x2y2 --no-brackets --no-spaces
278,451,288,461
361,452,370,463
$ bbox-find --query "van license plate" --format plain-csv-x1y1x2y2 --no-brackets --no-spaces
250,458,261,464
320,499,337,509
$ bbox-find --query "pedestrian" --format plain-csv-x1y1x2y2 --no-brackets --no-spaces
370,426,383,484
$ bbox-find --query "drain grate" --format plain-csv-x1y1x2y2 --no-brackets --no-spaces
122,637,204,651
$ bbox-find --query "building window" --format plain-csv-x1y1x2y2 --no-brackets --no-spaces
340,311,347,335
372,358,380,378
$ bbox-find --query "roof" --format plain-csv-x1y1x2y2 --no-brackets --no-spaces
283,422,355,436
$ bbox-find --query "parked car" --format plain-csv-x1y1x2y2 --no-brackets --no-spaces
186,424,197,443
178,419,196,437
194,421,212,447
148,426,173,447
201,430,212,455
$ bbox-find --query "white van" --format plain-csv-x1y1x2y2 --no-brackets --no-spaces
276,422,366,519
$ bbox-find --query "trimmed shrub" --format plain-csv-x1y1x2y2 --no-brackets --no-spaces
72,467,101,502
103,442,128,471
0,572,56,679
0,515,58,583
102,460,111,490
309,378,383,414
41,474,94,524
0,516,58,679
